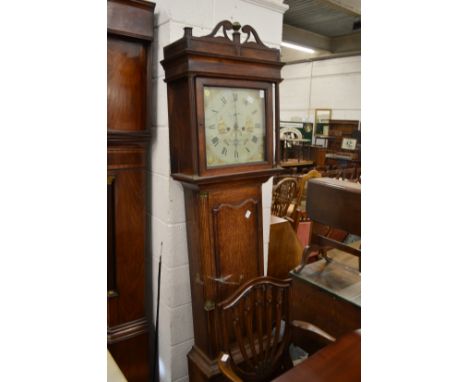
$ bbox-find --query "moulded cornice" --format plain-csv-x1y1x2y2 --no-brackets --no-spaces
241,0,289,14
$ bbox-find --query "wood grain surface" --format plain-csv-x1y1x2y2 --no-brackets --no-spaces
272,330,361,382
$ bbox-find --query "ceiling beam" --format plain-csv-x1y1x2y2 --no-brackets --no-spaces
284,50,361,65
282,24,360,55
321,0,360,16
283,23,331,52
331,31,360,53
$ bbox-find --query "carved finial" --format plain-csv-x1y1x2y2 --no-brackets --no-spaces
241,24,268,47
203,20,269,49
184,27,192,37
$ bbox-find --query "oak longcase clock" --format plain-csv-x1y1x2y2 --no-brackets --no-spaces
161,20,284,382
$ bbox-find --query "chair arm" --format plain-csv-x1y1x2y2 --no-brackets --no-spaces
291,320,336,343
217,353,242,382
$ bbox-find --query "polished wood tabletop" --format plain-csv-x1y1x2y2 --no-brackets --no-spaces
292,242,361,307
272,330,361,382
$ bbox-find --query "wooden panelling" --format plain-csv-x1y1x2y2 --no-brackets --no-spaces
108,37,147,133
107,169,146,327
212,198,262,301
108,147,146,170
107,0,155,41
291,276,360,339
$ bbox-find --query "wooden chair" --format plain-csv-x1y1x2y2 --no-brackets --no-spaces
217,276,335,382
271,178,299,220
291,169,321,230
272,173,302,186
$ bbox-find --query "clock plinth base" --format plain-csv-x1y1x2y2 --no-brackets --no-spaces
188,346,224,382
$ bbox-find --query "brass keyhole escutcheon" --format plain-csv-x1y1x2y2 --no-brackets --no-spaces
204,299,215,312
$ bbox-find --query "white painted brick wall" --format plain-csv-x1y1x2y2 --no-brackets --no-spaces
154,77,169,127
151,1,287,380
281,78,311,110
160,264,192,308
170,339,195,380
150,127,171,176
312,56,361,77
280,56,361,123
281,62,312,79
151,219,189,269
309,73,361,110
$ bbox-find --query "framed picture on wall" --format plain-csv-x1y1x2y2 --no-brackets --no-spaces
279,121,314,141
341,137,357,150
314,109,332,136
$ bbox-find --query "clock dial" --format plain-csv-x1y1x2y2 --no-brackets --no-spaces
204,86,266,168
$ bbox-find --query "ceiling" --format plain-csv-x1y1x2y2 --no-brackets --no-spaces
281,0,361,62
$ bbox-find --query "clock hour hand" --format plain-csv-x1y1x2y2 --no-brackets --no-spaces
233,93,240,129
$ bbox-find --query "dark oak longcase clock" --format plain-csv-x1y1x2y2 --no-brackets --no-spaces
161,20,284,382
107,1,155,381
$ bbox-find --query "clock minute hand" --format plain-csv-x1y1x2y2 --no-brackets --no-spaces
233,94,240,145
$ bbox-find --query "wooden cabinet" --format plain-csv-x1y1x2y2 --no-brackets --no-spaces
326,120,360,157
107,1,155,381
327,120,359,150
309,146,327,167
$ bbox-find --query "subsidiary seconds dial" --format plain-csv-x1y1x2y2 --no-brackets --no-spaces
204,86,266,168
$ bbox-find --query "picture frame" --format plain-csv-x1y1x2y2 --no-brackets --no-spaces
341,137,357,150
314,109,332,136
279,120,313,141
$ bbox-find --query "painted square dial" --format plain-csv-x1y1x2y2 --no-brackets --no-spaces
203,86,266,168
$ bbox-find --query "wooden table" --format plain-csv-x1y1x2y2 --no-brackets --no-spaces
272,330,361,382
291,243,361,340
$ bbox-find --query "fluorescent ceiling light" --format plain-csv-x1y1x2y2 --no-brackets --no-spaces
281,41,315,54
